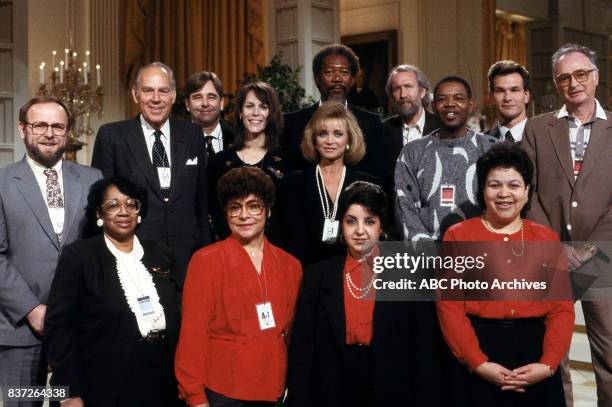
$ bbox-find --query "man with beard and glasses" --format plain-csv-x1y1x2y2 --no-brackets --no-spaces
0,97,101,402
485,60,531,143
282,43,385,178
395,76,497,242
184,71,234,157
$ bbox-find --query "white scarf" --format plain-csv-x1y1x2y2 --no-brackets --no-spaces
104,235,166,337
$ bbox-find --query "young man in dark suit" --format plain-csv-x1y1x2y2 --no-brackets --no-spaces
282,43,385,177
92,62,211,286
485,60,530,143
184,70,234,157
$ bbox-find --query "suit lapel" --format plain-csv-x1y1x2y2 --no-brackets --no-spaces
169,120,186,200
320,256,347,348
124,117,163,200
14,159,60,250
60,162,84,246
547,116,575,187
577,115,612,181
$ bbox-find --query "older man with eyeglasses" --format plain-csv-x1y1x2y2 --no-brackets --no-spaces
522,43,612,407
0,96,101,405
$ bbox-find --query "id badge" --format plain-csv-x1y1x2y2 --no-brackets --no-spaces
158,167,171,189
321,219,339,243
440,184,456,207
573,159,583,176
256,302,276,330
137,296,155,317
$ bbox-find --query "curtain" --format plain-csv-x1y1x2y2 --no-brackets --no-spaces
122,0,265,117
495,17,526,66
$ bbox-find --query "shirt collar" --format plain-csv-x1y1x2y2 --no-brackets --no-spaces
26,155,63,175
403,108,426,133
556,99,607,121
204,122,222,139
140,114,171,138
498,117,527,141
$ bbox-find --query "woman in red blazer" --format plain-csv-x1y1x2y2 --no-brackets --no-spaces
437,143,574,406
175,167,302,407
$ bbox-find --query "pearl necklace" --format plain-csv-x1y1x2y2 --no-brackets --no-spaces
346,270,376,299
481,216,524,257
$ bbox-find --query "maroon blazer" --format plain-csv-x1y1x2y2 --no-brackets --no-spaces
521,108,612,287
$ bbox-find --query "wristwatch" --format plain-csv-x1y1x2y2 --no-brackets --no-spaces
583,241,597,257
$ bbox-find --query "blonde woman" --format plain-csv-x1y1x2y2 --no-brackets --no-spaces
276,101,378,266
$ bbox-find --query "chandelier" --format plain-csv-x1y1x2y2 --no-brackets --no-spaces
37,48,104,159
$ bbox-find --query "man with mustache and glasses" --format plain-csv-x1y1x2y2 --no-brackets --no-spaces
0,97,101,403
395,76,497,242
184,71,234,157
485,60,531,143
522,43,612,407
282,43,385,178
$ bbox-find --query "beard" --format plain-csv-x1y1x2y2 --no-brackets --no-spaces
28,145,65,167
397,100,422,122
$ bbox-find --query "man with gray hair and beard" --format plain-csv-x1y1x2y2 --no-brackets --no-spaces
381,65,442,236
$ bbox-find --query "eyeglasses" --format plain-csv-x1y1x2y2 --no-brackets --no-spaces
24,122,68,136
100,199,141,215
227,200,264,217
555,69,597,87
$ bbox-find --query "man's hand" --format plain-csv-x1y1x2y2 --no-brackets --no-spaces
60,397,84,407
564,244,595,271
26,304,46,336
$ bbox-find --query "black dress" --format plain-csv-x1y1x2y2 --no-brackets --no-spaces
44,235,181,407
208,148,285,240
275,166,379,267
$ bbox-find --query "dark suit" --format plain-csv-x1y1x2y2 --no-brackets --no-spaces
484,123,524,142
282,103,385,177
0,158,101,395
522,107,612,405
275,167,379,267
286,255,443,407
381,110,442,166
219,120,235,152
91,117,211,285
44,235,181,406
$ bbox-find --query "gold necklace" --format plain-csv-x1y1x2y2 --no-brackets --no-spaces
480,216,524,257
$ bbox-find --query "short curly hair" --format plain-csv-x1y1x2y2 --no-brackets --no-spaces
312,43,360,78
217,167,276,211
84,176,149,238
300,101,366,166
476,143,533,217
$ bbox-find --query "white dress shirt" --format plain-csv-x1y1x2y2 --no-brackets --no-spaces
26,156,65,236
140,115,172,166
402,108,426,145
204,122,224,153
498,117,528,142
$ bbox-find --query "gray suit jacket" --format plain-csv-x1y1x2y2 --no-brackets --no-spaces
0,158,101,346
